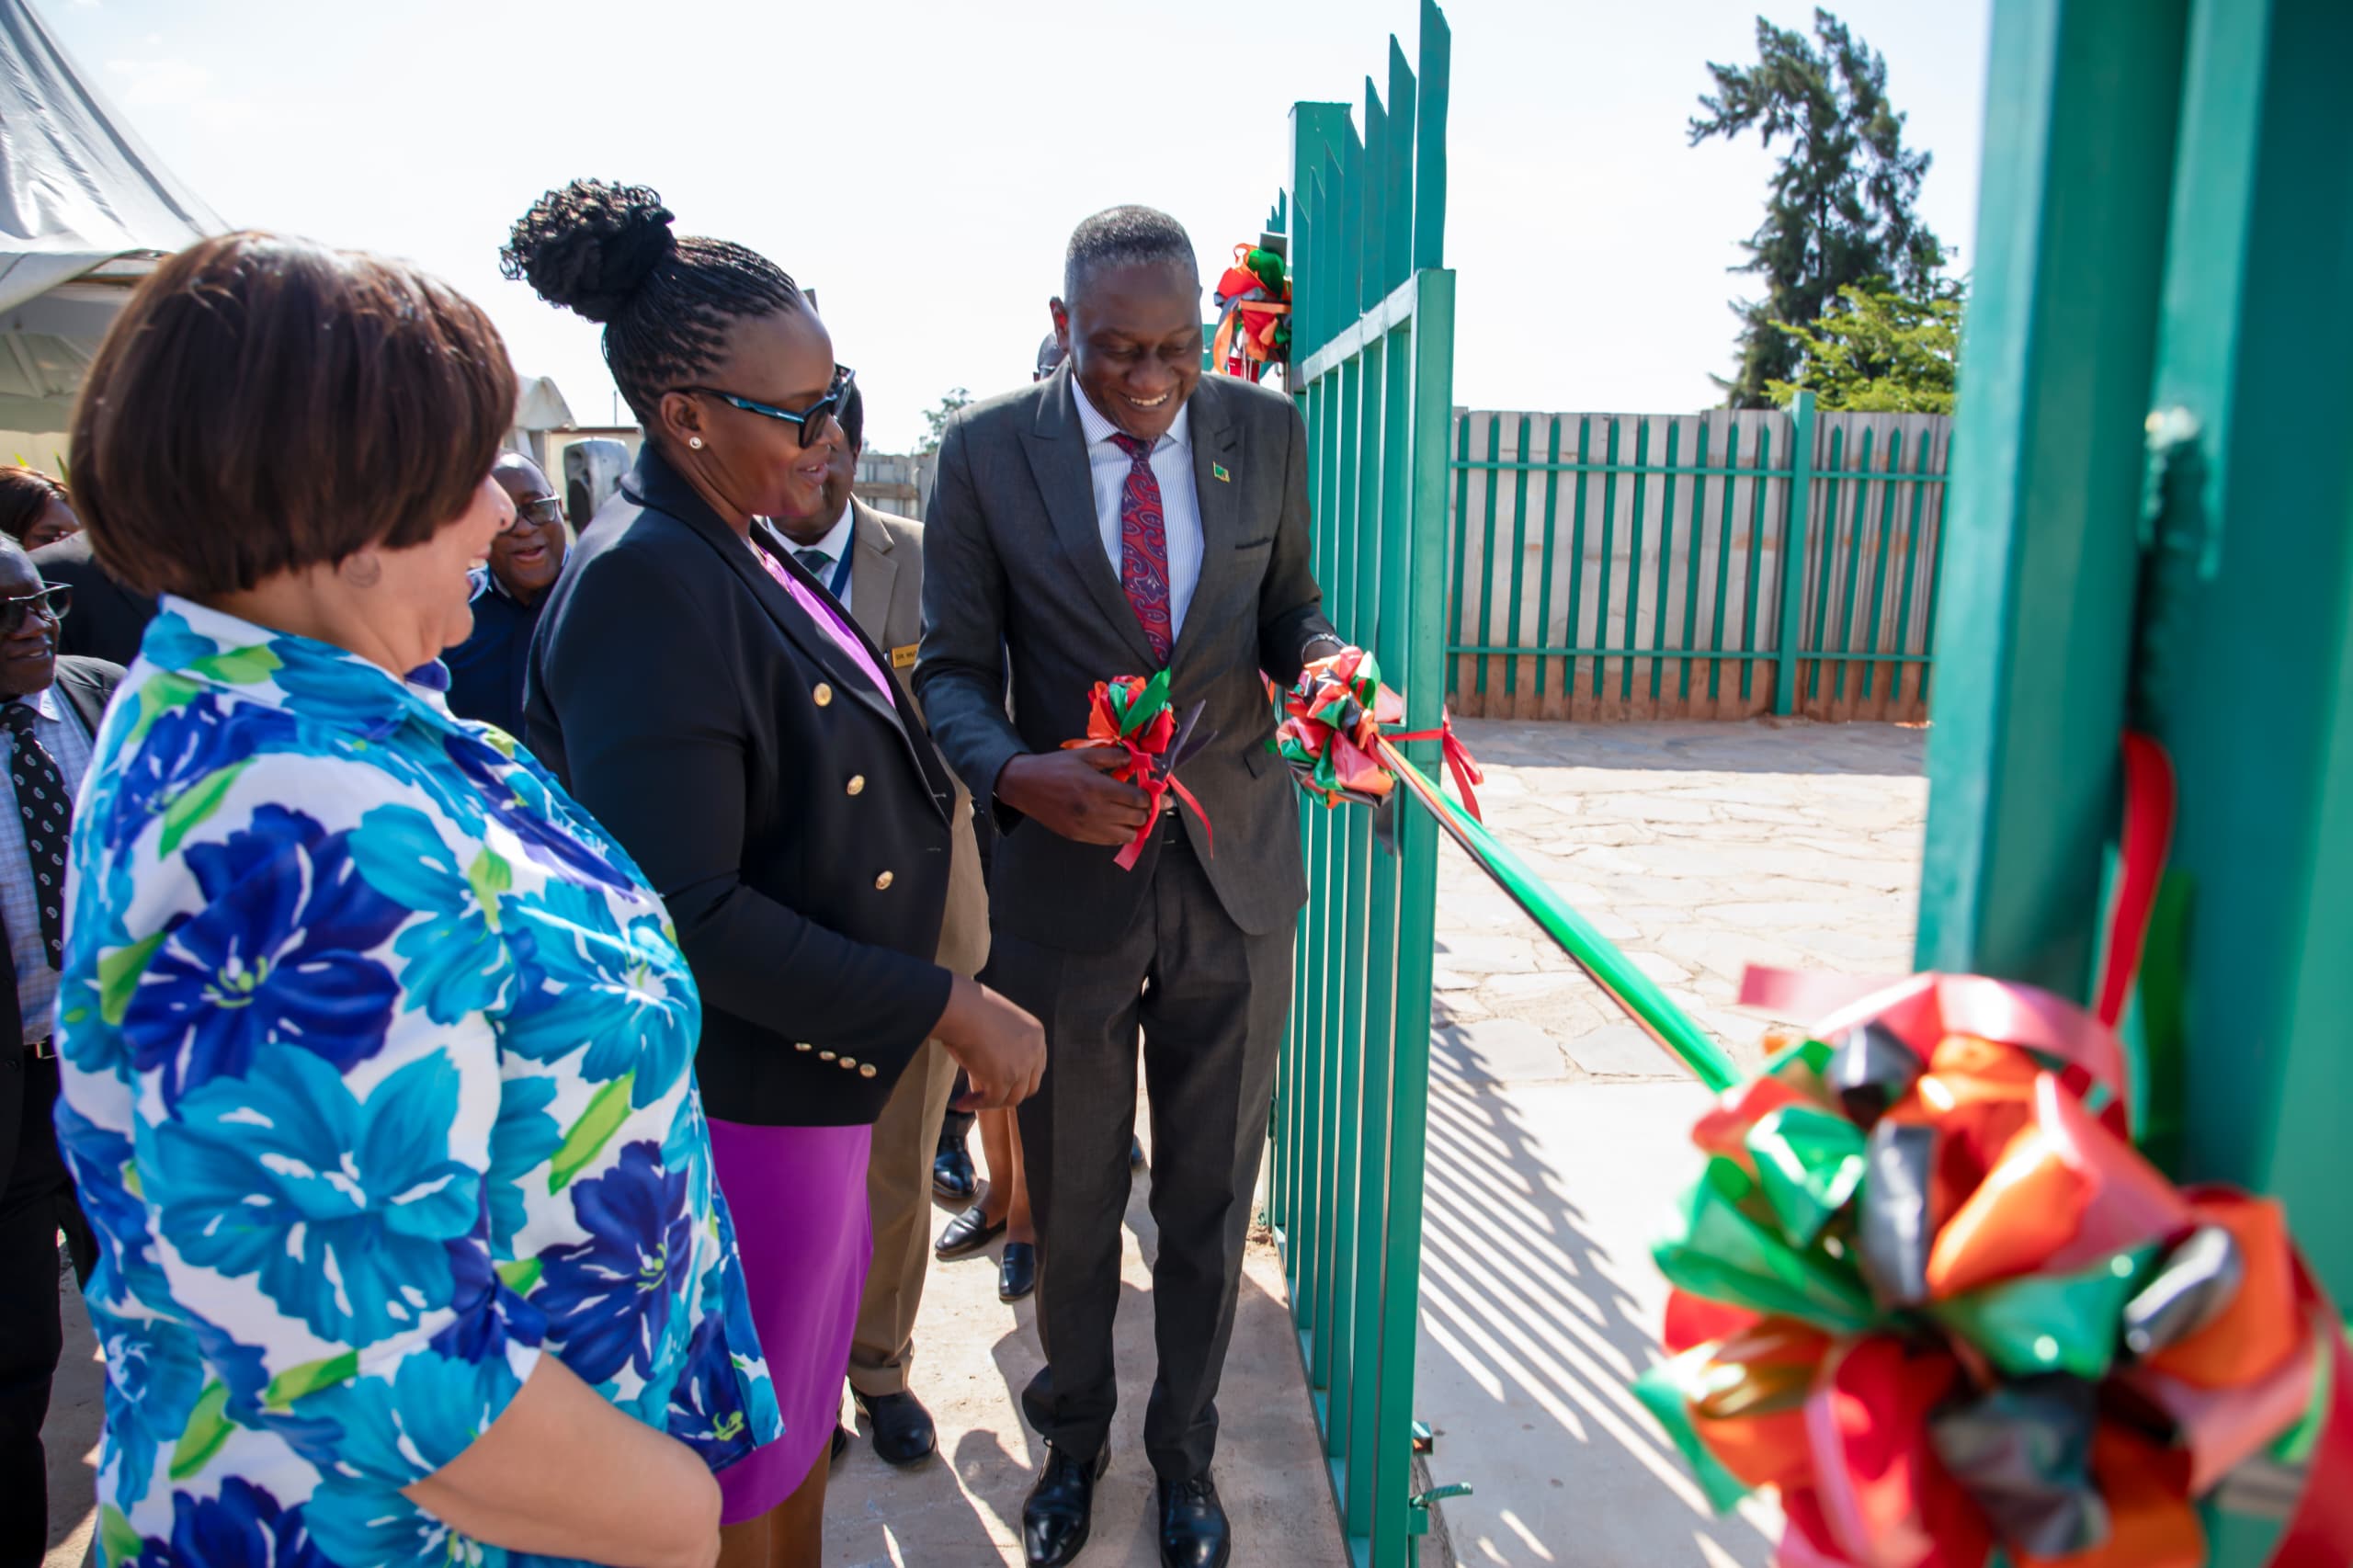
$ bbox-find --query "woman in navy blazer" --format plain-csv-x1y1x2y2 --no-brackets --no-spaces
506,180,1043,1568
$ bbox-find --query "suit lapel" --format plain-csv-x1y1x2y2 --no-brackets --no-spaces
846,502,900,649
1021,370,1160,669
52,661,111,739
624,453,948,820
1174,379,1245,669
745,519,922,752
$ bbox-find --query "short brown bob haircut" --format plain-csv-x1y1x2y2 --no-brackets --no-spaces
71,232,517,599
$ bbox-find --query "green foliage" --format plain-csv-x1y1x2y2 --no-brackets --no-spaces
920,387,972,454
1691,8,1950,408
1766,280,1963,413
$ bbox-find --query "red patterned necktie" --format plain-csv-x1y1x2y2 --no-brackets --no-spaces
1109,431,1174,665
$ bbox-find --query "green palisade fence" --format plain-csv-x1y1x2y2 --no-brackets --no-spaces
1266,3,1458,1563
1445,396,1953,722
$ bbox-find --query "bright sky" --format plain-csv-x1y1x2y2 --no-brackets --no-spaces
42,0,1991,454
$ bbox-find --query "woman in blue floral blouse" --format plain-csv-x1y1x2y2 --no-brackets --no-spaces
50,232,780,1568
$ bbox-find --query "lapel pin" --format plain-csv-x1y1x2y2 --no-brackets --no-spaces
1211,462,1231,483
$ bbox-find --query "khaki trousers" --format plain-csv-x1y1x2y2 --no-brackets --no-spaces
847,1037,961,1396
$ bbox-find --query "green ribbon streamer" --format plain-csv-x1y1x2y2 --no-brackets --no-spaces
1387,750,1743,1093
1654,1157,1880,1335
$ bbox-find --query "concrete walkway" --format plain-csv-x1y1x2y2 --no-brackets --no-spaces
1414,718,1927,1567
824,1162,1347,1567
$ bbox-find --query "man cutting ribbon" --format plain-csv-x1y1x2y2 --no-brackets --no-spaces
917,204,1342,1568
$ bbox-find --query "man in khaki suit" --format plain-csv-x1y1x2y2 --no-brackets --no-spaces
771,383,990,1465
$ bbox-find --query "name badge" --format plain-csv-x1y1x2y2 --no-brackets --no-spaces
891,644,919,670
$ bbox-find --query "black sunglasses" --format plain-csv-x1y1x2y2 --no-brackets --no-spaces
500,496,566,534
0,585,71,636
676,366,856,449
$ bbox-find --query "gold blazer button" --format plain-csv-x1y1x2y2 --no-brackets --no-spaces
846,775,866,796
813,683,834,707
874,870,894,891
858,1063,877,1078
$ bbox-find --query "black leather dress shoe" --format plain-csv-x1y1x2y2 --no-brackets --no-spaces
1157,1473,1231,1568
1023,1444,1108,1567
830,1424,850,1465
999,1241,1037,1301
934,1143,978,1206
853,1388,938,1467
936,1203,1006,1260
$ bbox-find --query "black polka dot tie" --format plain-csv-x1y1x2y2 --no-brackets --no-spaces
6,700,70,968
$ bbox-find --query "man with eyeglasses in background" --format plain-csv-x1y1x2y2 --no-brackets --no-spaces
0,533,121,1563
443,451,569,747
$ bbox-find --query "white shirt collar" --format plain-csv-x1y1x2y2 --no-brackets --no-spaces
792,503,858,566
1070,375,1192,453
9,686,56,722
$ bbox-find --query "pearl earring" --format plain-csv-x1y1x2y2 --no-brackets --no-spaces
688,437,705,449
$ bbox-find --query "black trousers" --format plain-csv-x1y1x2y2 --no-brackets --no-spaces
3,1051,83,1567
994,827,1290,1483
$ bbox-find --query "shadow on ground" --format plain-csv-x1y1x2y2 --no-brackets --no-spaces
1416,1067,1779,1567
824,1137,1344,1568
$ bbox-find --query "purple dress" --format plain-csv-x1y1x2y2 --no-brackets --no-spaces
707,1119,874,1519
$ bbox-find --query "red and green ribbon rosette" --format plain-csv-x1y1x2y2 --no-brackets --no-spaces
1062,671,1211,872
1640,736,2353,1568
1636,967,2353,1568
1270,646,1484,819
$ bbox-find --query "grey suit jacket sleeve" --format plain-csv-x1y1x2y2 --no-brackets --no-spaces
1257,394,1341,685
915,416,1029,816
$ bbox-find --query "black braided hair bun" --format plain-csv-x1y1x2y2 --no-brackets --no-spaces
500,180,677,324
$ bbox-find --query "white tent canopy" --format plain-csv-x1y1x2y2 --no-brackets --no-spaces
0,0,224,447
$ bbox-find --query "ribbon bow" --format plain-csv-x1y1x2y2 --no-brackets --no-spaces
1063,671,1212,871
1638,738,2353,1568
1270,646,1484,821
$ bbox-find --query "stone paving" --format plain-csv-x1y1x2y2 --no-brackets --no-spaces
1415,718,1927,1567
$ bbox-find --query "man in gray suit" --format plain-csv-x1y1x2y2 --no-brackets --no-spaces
917,206,1342,1568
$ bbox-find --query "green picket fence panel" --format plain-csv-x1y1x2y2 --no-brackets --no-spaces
1443,397,1953,722
1264,4,1457,1562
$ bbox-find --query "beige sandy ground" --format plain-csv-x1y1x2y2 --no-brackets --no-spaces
43,717,1927,1568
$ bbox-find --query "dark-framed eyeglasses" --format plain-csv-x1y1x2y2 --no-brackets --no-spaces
0,584,71,636
500,495,566,533
676,365,856,449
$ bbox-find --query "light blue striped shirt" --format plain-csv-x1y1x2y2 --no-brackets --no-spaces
1,683,91,1042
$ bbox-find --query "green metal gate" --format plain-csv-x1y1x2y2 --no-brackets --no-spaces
1919,0,2352,1561
1265,4,1459,1564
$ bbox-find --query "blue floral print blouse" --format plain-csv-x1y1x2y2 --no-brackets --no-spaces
53,597,781,1568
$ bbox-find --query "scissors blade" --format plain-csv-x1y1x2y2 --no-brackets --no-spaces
1158,702,1207,779
1171,724,1220,773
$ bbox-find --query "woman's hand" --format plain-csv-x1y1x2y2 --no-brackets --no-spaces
934,973,1048,1109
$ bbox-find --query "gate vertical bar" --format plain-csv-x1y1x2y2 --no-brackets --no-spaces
1773,392,1815,714
1914,0,2186,991
1266,4,1454,1562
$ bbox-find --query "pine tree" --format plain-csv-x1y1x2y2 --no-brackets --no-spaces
1765,281,1963,414
1691,8,1949,408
